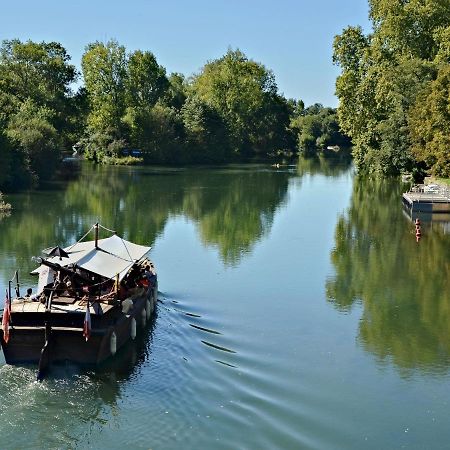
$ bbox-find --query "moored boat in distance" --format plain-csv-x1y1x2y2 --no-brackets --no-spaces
0,223,158,380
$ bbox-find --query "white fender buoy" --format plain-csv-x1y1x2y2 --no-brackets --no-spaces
146,299,151,320
141,306,147,327
110,332,117,355
131,318,137,340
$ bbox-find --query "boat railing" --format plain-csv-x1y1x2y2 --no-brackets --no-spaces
7,270,20,301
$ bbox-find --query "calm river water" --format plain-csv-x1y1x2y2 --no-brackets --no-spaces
0,158,449,449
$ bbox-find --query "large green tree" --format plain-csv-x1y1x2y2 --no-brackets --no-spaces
190,49,293,157
409,65,450,176
181,96,229,162
6,99,59,183
0,39,77,189
333,0,450,177
82,40,127,135
125,50,168,109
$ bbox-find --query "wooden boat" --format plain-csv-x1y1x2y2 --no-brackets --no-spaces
0,223,158,380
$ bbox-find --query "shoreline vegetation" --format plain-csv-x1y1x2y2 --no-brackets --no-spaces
0,40,349,194
0,1,449,198
333,0,450,178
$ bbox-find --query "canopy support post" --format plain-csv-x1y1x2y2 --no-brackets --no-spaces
94,223,99,249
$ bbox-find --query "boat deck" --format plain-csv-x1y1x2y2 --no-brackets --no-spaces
11,286,147,316
11,298,114,315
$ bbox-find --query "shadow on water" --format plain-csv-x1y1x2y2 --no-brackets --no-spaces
327,176,450,375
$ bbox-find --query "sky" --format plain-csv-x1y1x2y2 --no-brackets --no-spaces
0,0,372,107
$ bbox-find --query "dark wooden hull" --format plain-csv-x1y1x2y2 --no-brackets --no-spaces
1,285,157,366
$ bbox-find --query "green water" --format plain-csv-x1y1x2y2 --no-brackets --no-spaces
0,158,449,449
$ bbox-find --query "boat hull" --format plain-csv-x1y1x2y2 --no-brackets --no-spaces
1,285,157,366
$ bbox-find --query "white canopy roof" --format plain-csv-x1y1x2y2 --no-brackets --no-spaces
33,234,151,281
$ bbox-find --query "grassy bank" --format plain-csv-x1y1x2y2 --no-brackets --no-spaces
435,178,450,186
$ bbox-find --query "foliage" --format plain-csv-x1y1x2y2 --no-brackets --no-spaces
79,44,298,165
82,40,127,135
78,129,124,162
1,38,319,190
163,73,188,110
409,65,450,177
333,1,450,176
6,99,59,184
81,40,182,163
123,103,184,163
102,155,143,165
126,50,168,108
190,49,294,157
327,176,450,372
181,96,229,162
291,104,351,156
0,39,78,189
0,40,76,116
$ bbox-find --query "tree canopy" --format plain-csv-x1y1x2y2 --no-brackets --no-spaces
333,0,450,177
0,39,77,189
79,45,302,165
0,38,345,193
290,103,351,155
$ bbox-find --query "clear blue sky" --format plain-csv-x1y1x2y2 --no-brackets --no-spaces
0,0,371,107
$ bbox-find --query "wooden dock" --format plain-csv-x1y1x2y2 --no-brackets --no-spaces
402,185,450,213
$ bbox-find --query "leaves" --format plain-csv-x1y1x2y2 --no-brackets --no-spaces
334,0,450,176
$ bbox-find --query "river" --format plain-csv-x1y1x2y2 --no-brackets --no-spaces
0,157,449,449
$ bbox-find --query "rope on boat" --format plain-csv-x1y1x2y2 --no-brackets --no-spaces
98,224,117,234
119,236,134,263
66,224,95,251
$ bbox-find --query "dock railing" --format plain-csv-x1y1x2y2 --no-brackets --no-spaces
409,184,450,203
438,184,450,201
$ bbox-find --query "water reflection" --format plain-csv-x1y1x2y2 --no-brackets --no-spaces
0,163,294,288
296,153,352,177
402,205,450,234
327,177,450,374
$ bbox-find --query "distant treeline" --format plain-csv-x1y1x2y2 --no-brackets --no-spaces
334,0,450,178
0,39,348,191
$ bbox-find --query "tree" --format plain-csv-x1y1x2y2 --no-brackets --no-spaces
0,39,77,189
190,49,292,157
291,105,351,155
6,99,59,184
163,73,187,110
181,96,229,162
0,40,76,113
126,50,168,108
409,65,450,177
333,1,450,176
82,40,127,134
123,103,184,163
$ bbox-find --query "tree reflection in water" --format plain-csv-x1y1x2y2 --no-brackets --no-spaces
0,163,295,286
327,176,450,374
